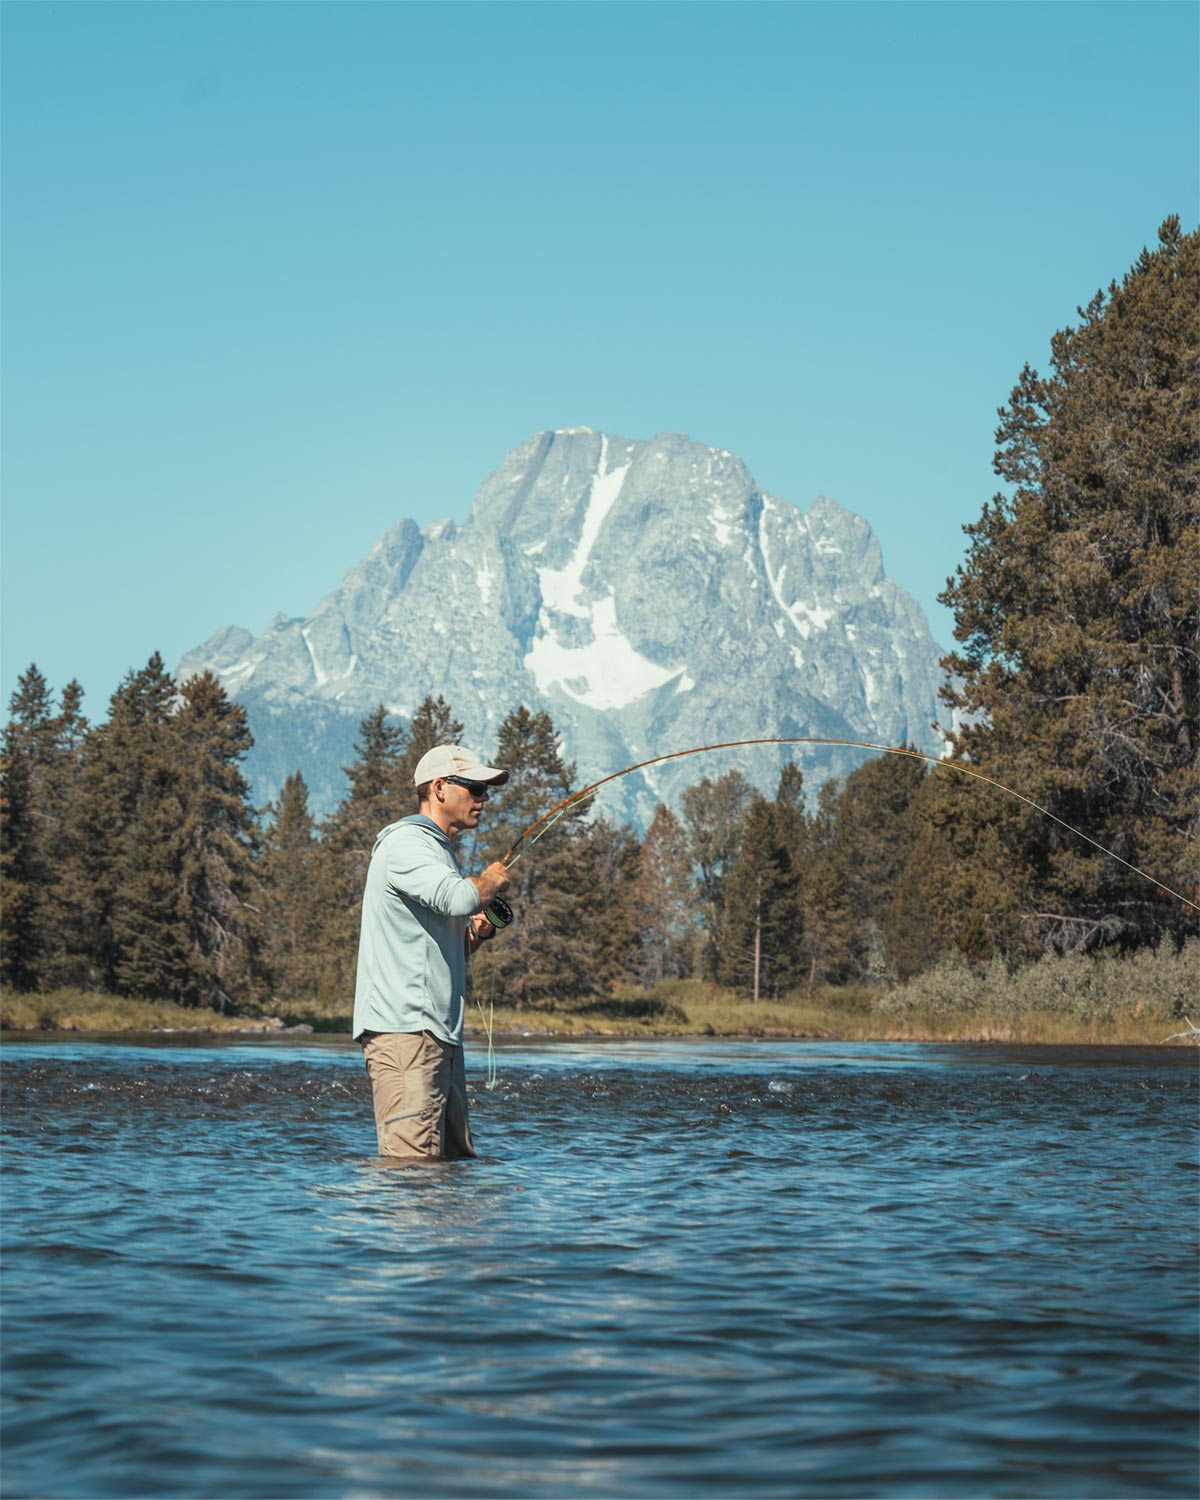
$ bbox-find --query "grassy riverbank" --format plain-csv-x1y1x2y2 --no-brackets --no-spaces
0,992,301,1035
4,941,1197,1045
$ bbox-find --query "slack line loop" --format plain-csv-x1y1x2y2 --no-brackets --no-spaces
500,736,1198,914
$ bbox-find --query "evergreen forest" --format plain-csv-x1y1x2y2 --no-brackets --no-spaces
3,220,1196,1024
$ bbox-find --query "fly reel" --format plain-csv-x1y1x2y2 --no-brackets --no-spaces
482,895,514,929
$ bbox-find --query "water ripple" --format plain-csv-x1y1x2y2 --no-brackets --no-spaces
2,1038,1196,1498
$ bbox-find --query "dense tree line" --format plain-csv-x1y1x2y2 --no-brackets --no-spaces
0,653,919,1009
3,672,1191,1016
3,219,1195,1012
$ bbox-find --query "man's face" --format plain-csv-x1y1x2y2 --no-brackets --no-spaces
439,776,491,836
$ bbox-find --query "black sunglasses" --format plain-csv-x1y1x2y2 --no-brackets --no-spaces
445,776,491,800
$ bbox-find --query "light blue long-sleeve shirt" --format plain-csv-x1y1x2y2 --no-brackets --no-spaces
351,815,483,1045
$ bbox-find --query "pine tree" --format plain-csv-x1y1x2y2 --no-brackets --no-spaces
42,680,92,988
576,816,640,991
768,763,810,989
798,753,926,984
394,694,465,804
798,779,853,987
624,804,694,986
471,706,592,1005
939,217,1199,953
257,771,325,1014
109,771,192,1001
680,769,752,981
170,673,260,1008
1,667,58,987
718,767,809,999
0,748,36,986
77,654,182,996
324,705,407,856
885,769,1013,973
314,705,408,998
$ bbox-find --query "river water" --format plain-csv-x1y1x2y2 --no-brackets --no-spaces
1,1036,1196,1499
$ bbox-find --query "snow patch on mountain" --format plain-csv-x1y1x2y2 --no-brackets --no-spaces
538,436,631,617
759,504,835,640
526,594,681,710
178,429,952,825
709,510,735,548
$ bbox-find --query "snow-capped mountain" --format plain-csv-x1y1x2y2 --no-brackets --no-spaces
178,429,952,825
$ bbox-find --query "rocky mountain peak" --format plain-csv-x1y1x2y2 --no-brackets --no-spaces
178,429,951,824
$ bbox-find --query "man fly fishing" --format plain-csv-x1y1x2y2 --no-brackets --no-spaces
352,745,511,1161
351,733,1195,1163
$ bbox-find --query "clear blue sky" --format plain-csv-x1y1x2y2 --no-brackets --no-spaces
3,0,1196,720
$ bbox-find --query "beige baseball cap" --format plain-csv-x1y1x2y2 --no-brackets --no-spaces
413,744,510,788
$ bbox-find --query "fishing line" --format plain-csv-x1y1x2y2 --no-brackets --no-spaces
501,736,1198,913
467,897,513,1087
505,785,601,868
468,950,499,1091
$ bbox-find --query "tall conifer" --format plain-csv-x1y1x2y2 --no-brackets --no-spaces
577,816,640,990
170,672,260,1007
395,694,465,803
718,768,809,999
939,217,1199,952
624,804,694,986
257,771,325,1013
77,654,181,996
799,753,925,984
0,667,57,988
680,770,752,981
471,706,591,1004
314,705,408,996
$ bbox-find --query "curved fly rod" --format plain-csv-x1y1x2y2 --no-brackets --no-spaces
501,736,1199,914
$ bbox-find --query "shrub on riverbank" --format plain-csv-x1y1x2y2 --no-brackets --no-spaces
876,939,1198,1032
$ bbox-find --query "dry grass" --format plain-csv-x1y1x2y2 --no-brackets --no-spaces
465,1002,1179,1048
472,944,1199,1046
6,940,1196,1047
1,988,289,1034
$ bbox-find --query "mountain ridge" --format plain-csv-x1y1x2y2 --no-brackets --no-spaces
179,429,953,826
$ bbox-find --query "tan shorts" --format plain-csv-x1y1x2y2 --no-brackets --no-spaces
360,1031,476,1161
